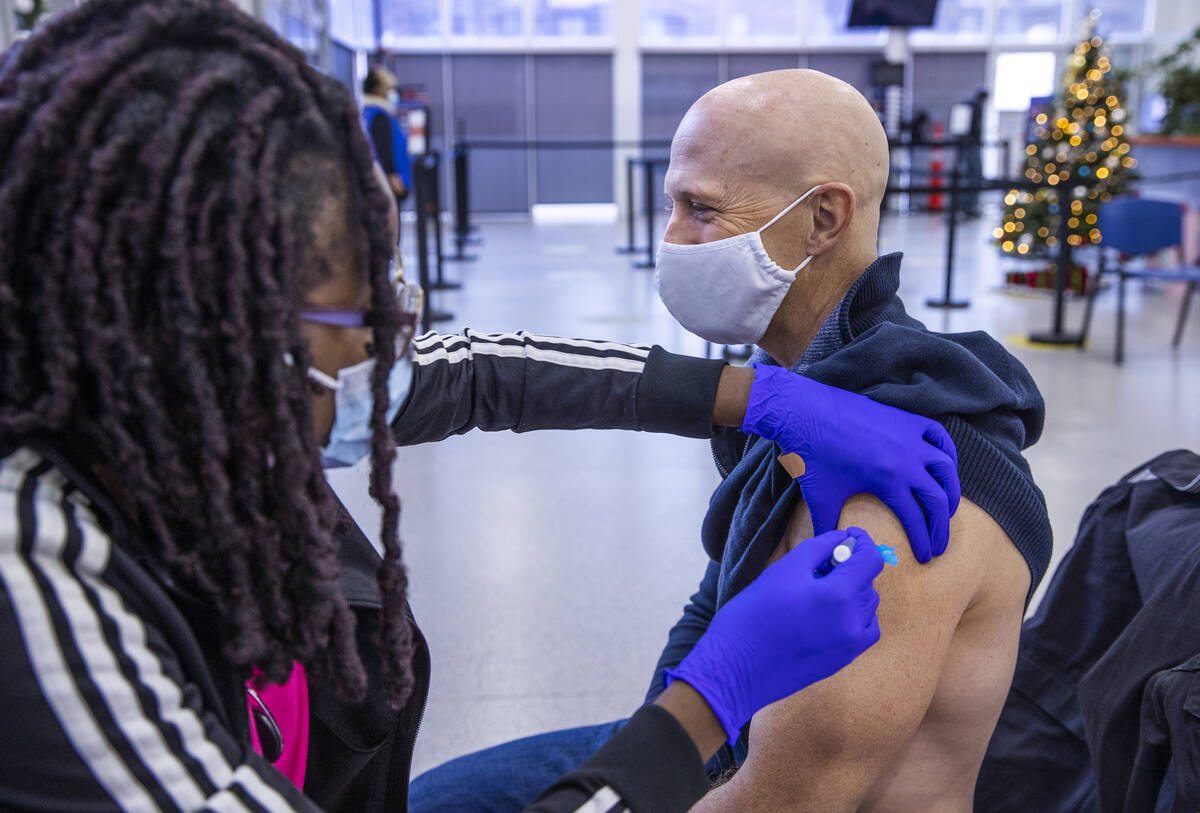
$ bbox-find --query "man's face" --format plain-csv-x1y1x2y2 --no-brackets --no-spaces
662,108,813,271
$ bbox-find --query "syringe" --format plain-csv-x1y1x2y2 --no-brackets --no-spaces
815,540,900,577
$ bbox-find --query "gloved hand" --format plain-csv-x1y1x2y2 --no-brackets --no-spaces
741,363,961,563
664,529,884,744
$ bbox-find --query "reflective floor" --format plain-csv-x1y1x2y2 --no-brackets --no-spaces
327,208,1199,777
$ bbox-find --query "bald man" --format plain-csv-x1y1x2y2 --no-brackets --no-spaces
409,70,1050,813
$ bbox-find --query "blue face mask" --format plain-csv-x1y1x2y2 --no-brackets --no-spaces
308,354,413,469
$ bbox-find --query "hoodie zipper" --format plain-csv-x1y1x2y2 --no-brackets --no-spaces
711,433,756,479
711,438,730,478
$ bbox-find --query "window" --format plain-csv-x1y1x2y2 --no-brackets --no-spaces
640,0,720,40
261,0,320,61
927,0,990,36
380,0,443,42
726,1,800,41
806,0,884,42
535,0,613,37
330,0,375,48
1087,0,1148,36
993,51,1057,112
453,0,526,37
994,0,1061,41
261,0,286,35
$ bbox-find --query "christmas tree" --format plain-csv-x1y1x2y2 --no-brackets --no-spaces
996,10,1136,277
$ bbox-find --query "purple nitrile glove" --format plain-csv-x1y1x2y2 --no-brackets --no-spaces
664,529,884,744
741,363,961,563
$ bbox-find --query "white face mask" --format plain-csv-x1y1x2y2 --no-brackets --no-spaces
655,185,821,346
307,353,413,469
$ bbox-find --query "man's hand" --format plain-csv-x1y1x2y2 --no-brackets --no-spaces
389,172,407,197
741,363,960,563
663,529,884,745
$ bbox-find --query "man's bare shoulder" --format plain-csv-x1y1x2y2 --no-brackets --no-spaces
690,495,1029,813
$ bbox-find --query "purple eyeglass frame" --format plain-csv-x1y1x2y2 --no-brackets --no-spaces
300,278,423,331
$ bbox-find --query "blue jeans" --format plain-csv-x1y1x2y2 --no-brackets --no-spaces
408,720,625,813
409,716,747,813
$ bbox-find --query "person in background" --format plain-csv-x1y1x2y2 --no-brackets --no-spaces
362,66,412,242
958,87,989,218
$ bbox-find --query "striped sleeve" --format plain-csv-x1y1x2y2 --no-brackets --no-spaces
393,329,726,446
522,704,708,813
0,449,319,813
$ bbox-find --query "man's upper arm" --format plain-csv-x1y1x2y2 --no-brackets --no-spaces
691,494,985,812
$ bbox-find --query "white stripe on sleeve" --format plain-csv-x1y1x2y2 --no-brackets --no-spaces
414,330,651,359
0,452,160,813
470,332,650,357
0,451,302,813
59,489,298,812
415,341,646,373
570,785,626,813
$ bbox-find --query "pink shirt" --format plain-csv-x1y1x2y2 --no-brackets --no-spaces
247,663,309,790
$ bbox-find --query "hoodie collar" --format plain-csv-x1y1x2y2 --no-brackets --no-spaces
751,251,906,374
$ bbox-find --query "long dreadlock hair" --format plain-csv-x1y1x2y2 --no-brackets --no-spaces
0,0,412,708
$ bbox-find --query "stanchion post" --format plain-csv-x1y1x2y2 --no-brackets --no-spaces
1029,194,1083,345
926,165,970,309
634,159,657,269
429,152,462,290
414,156,453,327
616,156,640,254
627,156,637,249
413,157,433,329
450,144,479,261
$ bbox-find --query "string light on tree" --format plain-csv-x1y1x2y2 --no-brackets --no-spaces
998,9,1137,294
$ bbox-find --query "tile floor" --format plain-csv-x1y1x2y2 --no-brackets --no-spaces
326,208,1199,777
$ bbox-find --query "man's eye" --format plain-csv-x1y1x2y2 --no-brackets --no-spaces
665,198,713,216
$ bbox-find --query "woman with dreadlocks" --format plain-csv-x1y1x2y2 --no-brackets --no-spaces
0,2,961,812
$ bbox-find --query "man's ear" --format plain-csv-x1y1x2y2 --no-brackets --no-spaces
805,183,856,257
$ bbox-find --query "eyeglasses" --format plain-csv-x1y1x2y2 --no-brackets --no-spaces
300,251,424,354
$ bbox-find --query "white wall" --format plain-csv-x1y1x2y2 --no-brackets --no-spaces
0,0,14,51
1150,0,1200,53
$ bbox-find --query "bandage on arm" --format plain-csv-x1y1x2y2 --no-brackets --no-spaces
689,495,982,813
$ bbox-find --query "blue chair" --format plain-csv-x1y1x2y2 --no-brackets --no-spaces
1080,197,1200,363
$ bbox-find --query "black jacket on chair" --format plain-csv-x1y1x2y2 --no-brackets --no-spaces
975,449,1200,813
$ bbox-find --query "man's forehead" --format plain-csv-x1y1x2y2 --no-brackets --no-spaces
666,128,795,203
666,129,742,192
663,159,727,203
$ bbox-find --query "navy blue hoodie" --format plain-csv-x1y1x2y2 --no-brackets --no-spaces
647,253,1052,741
